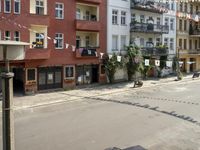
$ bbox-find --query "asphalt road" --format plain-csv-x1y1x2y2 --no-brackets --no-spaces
0,81,200,150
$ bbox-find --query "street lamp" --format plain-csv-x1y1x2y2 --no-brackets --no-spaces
176,47,182,80
0,40,29,150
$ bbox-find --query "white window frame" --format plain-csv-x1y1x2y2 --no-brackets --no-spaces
14,31,20,41
55,33,64,49
121,11,126,25
64,66,75,79
4,0,11,13
35,0,44,15
164,38,168,47
120,35,126,51
55,2,64,19
4,31,11,40
170,38,174,50
112,10,118,25
112,35,118,51
14,0,20,14
170,18,174,31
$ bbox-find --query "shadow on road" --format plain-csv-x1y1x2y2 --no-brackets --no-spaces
105,145,147,150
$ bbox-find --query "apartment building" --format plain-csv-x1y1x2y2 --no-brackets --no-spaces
107,0,130,81
162,0,176,60
177,1,200,73
130,0,169,63
0,0,107,94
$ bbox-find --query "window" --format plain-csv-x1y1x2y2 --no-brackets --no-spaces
120,35,126,50
76,8,81,19
27,68,36,81
140,38,144,47
112,35,118,51
85,11,90,21
76,36,81,48
165,18,169,26
184,3,187,12
179,39,182,49
85,36,89,47
156,17,160,25
190,4,193,14
0,0,1,12
55,3,64,19
179,19,182,31
140,15,145,23
14,31,20,41
170,18,174,30
55,33,63,49
170,38,174,50
180,2,183,12
184,39,187,49
35,33,44,48
36,0,44,15
164,38,168,47
184,20,187,31
65,66,74,78
121,11,126,25
14,0,20,14
189,39,192,49
112,10,118,25
156,38,161,46
171,2,174,11
4,0,11,13
4,31,10,40
131,13,136,22
195,40,198,49
196,6,198,13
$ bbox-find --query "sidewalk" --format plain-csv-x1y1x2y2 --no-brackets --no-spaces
0,74,198,111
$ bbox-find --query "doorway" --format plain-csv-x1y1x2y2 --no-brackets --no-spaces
12,67,24,94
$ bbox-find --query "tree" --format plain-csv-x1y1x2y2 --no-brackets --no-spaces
103,53,122,83
125,45,144,81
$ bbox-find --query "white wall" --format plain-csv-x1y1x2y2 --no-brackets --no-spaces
162,2,177,58
107,0,130,54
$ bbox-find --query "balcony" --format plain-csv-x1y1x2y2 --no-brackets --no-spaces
189,27,200,37
131,0,168,14
76,47,99,58
27,14,50,26
130,22,169,34
76,0,102,4
141,43,168,56
25,48,51,60
75,20,101,31
188,49,200,55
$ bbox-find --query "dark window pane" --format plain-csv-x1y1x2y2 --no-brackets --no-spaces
27,69,35,81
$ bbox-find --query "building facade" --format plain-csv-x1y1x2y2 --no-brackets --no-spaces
0,0,107,94
130,0,169,62
177,1,200,73
107,0,130,81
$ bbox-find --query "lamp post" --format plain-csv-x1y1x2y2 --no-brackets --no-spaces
1,45,15,150
176,47,182,80
0,41,29,150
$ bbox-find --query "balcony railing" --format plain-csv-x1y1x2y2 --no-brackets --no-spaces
130,22,169,34
77,0,102,4
141,46,168,56
189,27,200,36
76,47,99,58
188,49,200,55
75,20,101,31
131,0,168,14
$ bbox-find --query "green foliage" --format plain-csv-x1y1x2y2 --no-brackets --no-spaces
103,53,122,83
125,45,144,81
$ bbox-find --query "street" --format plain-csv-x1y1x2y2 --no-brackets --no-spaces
1,80,200,150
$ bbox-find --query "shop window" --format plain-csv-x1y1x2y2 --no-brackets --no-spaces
27,68,36,81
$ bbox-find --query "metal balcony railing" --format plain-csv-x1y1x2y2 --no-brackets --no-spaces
141,46,168,56
130,22,169,34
